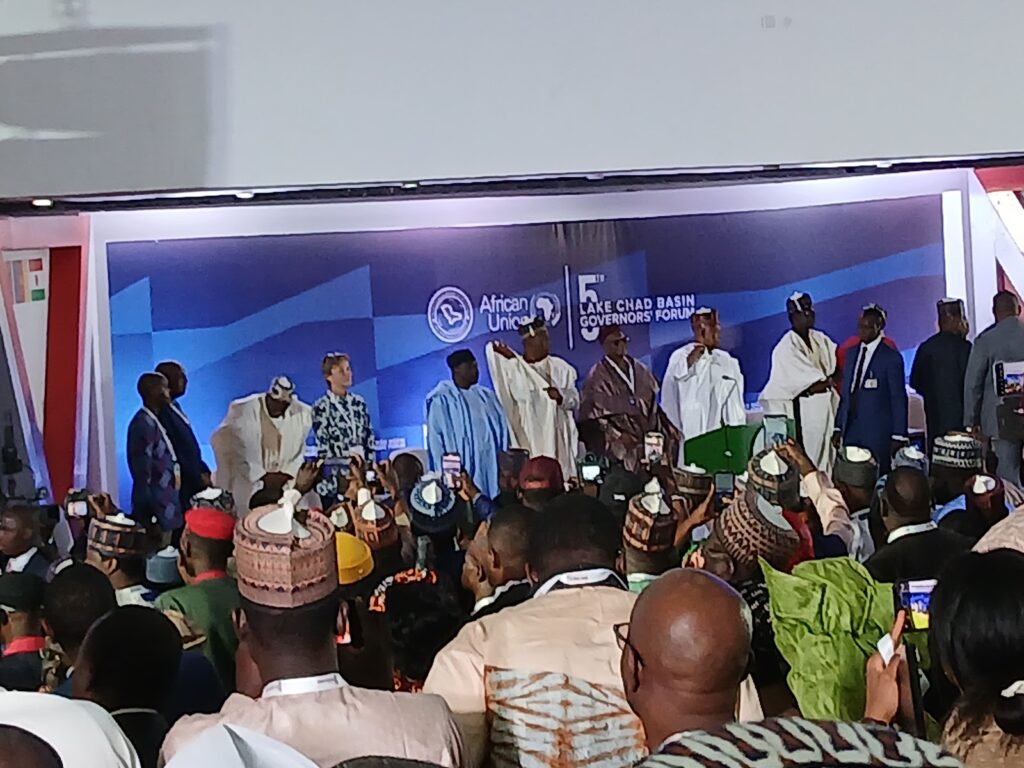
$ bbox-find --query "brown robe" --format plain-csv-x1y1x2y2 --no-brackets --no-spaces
578,356,679,472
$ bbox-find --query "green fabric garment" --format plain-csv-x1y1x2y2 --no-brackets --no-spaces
762,557,894,721
156,576,240,692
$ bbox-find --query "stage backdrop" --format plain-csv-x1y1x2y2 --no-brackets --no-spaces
107,195,946,506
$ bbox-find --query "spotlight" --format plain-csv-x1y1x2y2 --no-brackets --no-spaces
401,182,419,190
31,199,53,208
234,191,255,200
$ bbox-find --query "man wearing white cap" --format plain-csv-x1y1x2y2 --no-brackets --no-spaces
210,377,313,513
760,293,839,474
663,308,745,465
487,317,580,482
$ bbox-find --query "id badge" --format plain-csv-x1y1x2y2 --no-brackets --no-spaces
864,378,879,390
173,463,182,490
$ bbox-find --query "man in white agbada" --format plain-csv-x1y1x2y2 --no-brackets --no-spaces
486,317,580,482
663,308,746,465
760,292,840,474
210,376,313,512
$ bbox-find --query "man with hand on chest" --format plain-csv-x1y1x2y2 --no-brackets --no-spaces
833,304,908,474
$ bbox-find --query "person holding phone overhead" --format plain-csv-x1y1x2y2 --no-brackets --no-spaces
426,349,510,500
486,317,580,483
663,308,745,466
579,325,678,472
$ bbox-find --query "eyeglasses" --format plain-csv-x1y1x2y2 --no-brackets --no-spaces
613,621,643,666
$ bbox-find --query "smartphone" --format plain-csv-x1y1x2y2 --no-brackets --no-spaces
714,472,735,504
578,461,602,483
303,442,320,461
894,578,937,632
322,456,349,479
365,468,378,484
442,453,462,490
644,432,665,464
763,415,789,447
67,500,88,518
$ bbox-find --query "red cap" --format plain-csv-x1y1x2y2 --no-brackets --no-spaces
185,507,235,541
518,456,564,492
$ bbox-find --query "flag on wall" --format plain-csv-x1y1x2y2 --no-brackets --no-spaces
11,258,46,303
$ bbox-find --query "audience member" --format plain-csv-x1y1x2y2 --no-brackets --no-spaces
487,317,580,482
517,455,564,512
188,487,236,516
161,491,462,768
830,445,879,560
910,298,971,453
0,505,53,579
126,371,181,534
620,570,755,751
0,692,140,768
932,432,989,512
636,717,960,768
0,724,63,768
385,579,465,692
939,474,1010,542
164,724,319,768
426,349,510,500
41,564,117,696
0,572,47,691
580,324,679,472
465,504,532,619
425,493,643,768
598,464,646,527
84,513,157,606
156,360,211,509
155,508,238,690
73,606,182,768
865,467,973,582
210,376,313,512
965,290,1024,484
776,439,856,557
622,479,680,593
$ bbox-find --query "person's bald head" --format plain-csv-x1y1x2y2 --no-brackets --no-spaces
0,725,62,768
994,290,1021,322
621,569,751,748
882,466,932,530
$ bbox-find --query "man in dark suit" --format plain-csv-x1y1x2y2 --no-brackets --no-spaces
865,467,972,582
156,361,210,508
0,506,52,580
834,304,908,474
910,298,972,454
964,291,1024,484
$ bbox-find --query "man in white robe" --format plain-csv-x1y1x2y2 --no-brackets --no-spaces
760,292,839,474
663,308,746,466
486,317,580,483
210,376,313,513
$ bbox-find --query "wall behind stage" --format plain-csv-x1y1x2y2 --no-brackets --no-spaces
107,194,945,505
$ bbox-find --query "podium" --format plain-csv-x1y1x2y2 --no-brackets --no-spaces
683,418,795,475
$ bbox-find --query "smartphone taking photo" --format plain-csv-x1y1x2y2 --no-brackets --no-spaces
442,453,462,490
893,578,937,632
644,432,665,464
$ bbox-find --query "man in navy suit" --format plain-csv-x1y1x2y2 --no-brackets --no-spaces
156,361,210,508
833,304,909,474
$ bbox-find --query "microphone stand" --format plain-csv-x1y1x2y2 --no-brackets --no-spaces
720,374,739,470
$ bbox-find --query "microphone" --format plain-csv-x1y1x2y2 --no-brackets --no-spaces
720,375,739,459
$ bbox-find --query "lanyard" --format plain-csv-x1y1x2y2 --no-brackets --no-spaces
606,357,635,395
142,408,179,464
169,401,191,427
262,672,347,699
533,567,626,598
887,521,937,544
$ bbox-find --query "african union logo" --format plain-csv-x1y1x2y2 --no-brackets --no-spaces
427,286,474,343
530,292,562,328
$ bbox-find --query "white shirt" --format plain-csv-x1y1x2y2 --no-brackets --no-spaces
850,335,884,390
5,546,38,573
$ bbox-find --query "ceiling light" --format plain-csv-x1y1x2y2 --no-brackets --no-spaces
401,182,419,189
31,198,53,208
234,190,255,200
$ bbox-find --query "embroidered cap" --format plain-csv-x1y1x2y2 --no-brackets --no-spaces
235,490,338,609
189,487,236,516
267,376,296,402
833,446,879,489
747,449,800,508
713,487,801,573
933,432,984,471
352,488,399,551
87,513,154,559
409,476,457,535
624,478,676,553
